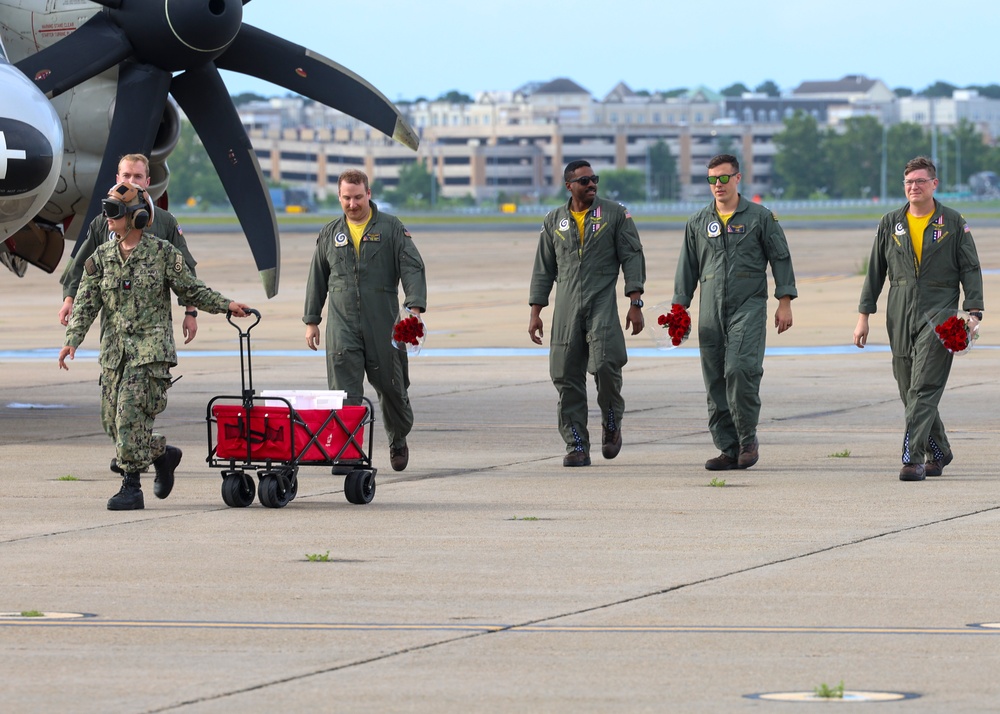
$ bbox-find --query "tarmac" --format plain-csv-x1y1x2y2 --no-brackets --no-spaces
1,221,999,712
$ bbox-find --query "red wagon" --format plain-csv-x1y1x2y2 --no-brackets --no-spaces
206,310,377,508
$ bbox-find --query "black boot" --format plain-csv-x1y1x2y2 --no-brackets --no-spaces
152,446,182,499
107,473,144,510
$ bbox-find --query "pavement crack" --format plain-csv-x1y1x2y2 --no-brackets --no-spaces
142,503,1000,713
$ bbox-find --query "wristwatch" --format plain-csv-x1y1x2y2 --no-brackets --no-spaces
185,310,198,318
630,298,643,308
969,310,983,320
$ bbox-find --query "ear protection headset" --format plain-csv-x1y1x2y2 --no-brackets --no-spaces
103,182,150,230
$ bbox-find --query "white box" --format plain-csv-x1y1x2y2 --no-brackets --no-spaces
260,389,347,411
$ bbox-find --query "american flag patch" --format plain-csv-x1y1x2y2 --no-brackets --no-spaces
963,223,971,233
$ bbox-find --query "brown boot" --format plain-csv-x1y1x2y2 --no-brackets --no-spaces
563,450,591,467
601,427,622,459
705,453,738,471
899,463,926,481
389,444,409,472
738,438,759,469
924,451,953,477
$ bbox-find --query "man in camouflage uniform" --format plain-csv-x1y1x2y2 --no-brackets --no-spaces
59,153,201,478
59,182,252,510
674,154,797,471
304,169,426,472
529,159,646,467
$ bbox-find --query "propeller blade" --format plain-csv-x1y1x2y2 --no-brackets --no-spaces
69,62,172,257
14,12,131,98
170,63,279,298
215,24,418,150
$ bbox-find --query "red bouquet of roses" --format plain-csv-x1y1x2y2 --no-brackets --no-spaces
657,303,692,347
932,311,978,355
392,308,426,354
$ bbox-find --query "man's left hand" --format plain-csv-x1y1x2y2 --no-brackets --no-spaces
182,311,198,344
775,299,793,334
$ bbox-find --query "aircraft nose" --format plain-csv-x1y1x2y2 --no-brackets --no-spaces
0,119,55,195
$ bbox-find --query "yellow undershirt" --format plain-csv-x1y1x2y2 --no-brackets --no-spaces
570,208,588,247
907,211,933,264
347,219,366,255
718,210,734,228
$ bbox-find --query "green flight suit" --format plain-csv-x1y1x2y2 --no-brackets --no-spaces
859,200,984,465
529,197,646,455
673,196,797,457
65,235,233,473
302,202,427,449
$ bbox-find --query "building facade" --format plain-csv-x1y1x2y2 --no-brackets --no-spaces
241,75,1000,204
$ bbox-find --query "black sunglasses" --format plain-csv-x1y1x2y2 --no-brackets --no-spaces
101,198,128,219
568,175,600,187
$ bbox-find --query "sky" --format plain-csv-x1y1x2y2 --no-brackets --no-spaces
227,0,1000,102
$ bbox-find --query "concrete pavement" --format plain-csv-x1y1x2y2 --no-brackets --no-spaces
1,225,998,712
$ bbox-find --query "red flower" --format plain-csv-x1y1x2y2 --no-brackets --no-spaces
657,303,692,347
392,315,425,346
934,315,970,353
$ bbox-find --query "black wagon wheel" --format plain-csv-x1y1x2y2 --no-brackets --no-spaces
283,467,299,502
221,472,254,508
258,474,291,509
344,470,376,505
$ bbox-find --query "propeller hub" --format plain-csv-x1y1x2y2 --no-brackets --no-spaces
113,0,244,71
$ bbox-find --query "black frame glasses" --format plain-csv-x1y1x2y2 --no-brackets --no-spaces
706,174,737,185
568,175,600,187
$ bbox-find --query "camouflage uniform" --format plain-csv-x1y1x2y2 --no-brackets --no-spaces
61,208,196,301
302,202,427,449
65,234,232,473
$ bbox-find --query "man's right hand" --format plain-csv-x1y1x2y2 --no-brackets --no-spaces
853,314,870,348
58,297,74,326
305,324,320,351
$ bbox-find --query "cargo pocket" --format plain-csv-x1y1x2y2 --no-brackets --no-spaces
147,364,172,417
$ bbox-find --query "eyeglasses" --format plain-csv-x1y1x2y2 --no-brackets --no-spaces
101,198,128,219
903,177,935,187
707,174,737,185
568,175,599,186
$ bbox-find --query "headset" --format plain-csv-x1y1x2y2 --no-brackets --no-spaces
102,182,150,230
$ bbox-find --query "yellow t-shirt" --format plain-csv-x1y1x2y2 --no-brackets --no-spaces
718,211,734,229
907,211,933,264
348,220,366,255
570,209,588,247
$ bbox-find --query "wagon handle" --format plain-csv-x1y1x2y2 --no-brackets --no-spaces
227,307,261,334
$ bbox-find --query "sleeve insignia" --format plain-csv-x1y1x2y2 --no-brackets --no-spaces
174,253,184,273
84,257,97,276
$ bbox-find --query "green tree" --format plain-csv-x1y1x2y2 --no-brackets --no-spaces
384,161,439,208
772,111,827,198
168,120,227,208
648,140,678,200
660,87,688,98
598,169,645,202
755,80,781,97
721,82,750,97
920,81,957,97
893,87,914,97
231,92,266,106
971,84,1000,99
886,122,930,197
825,116,882,198
436,90,473,103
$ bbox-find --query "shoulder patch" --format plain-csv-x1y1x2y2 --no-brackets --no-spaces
174,253,184,273
84,257,97,276
771,211,779,222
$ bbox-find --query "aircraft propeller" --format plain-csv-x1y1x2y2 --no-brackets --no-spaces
16,0,418,297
